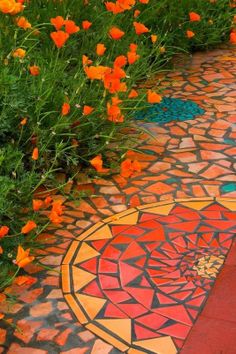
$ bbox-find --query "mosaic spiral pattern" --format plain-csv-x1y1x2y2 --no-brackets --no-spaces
134,97,205,124
62,198,236,354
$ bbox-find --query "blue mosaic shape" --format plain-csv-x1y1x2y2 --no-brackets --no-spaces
134,97,205,124
221,183,236,194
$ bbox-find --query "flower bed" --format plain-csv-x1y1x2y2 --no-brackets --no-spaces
0,0,235,290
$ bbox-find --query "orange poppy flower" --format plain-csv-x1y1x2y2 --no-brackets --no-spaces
127,51,140,64
48,210,63,224
96,43,106,56
230,31,236,44
14,275,35,286
189,12,201,22
147,90,162,104
114,55,127,68
82,20,92,30
111,96,123,105
32,199,43,211
133,22,149,35
29,65,40,76
20,118,27,125
0,226,9,238
52,200,64,216
109,27,125,40
186,30,195,38
107,105,124,123
21,220,37,234
128,89,138,98
84,65,109,80
61,102,70,116
50,16,65,30
82,55,93,66
32,147,39,160
83,105,94,115
64,20,80,34
121,158,141,178
90,155,110,173
14,245,35,268
151,34,158,43
50,31,69,48
129,43,138,53
12,48,26,58
134,10,140,18
44,196,52,208
16,16,31,29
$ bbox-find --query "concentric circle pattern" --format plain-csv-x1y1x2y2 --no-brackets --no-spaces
62,198,236,354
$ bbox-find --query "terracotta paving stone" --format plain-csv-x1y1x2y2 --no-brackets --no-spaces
1,47,236,354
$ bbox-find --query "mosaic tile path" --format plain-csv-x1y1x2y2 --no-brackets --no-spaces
62,198,236,354
0,47,235,353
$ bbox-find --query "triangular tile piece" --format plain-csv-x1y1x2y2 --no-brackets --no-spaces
171,291,192,301
74,242,100,264
156,293,177,305
136,313,168,330
91,239,110,251
118,303,148,318
120,242,146,261
104,303,128,318
72,266,96,292
187,295,205,307
137,227,165,242
102,245,121,260
144,204,174,215
140,276,151,287
204,220,236,231
111,225,131,235
134,324,159,340
80,257,97,274
170,221,199,232
96,319,131,343
120,262,143,286
125,287,154,308
110,212,139,225
180,201,212,210
86,225,113,241
133,336,177,354
76,294,106,320
134,257,146,268
158,323,191,340
82,280,104,298
104,290,131,303
154,305,192,326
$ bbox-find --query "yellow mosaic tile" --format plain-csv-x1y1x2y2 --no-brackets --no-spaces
145,203,174,216
62,241,80,265
96,319,132,344
76,294,106,320
180,200,213,210
217,199,236,211
76,222,105,241
73,242,100,264
72,266,96,291
133,336,177,354
64,294,88,324
85,224,113,241
61,264,71,293
109,211,139,225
